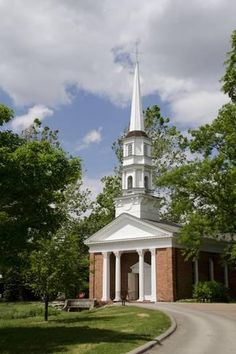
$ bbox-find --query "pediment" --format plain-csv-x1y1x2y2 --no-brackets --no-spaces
85,213,172,244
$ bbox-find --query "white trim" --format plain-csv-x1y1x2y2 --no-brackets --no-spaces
88,236,174,254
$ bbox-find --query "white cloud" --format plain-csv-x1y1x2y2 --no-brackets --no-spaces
77,127,103,151
171,90,229,127
11,105,53,131
0,0,235,126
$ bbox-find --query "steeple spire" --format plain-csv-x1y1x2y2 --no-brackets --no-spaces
129,62,144,132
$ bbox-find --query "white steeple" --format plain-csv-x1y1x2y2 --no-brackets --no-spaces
114,60,160,221
129,62,144,132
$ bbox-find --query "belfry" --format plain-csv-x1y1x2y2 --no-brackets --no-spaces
85,61,235,302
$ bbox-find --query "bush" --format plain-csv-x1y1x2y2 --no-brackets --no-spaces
193,281,229,302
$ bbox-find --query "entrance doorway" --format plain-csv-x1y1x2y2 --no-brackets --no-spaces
128,261,151,300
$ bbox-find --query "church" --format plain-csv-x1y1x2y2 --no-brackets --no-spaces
85,62,236,302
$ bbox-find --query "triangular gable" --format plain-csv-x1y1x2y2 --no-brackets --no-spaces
85,213,172,244
131,262,150,273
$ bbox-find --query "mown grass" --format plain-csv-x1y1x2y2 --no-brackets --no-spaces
0,302,170,354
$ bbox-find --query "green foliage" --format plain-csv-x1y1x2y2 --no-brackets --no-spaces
193,281,229,303
0,104,14,126
221,30,236,103
0,107,82,268
26,233,86,299
145,105,187,177
25,231,88,320
0,105,90,308
158,102,236,258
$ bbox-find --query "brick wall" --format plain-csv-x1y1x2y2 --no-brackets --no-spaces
89,253,103,300
175,249,193,300
156,248,176,301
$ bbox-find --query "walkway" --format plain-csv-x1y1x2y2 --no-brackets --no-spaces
137,302,236,354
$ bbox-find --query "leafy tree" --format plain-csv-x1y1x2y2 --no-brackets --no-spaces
0,109,81,268
144,105,186,178
157,30,236,260
0,106,90,303
221,29,236,103
26,231,88,320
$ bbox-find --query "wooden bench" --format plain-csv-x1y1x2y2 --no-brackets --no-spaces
63,299,95,312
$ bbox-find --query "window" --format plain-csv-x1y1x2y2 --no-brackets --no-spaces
127,143,133,156
144,176,149,190
127,176,133,189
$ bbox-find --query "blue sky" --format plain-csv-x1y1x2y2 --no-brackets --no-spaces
0,0,235,196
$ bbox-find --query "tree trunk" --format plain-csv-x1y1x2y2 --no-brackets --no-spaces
44,298,49,321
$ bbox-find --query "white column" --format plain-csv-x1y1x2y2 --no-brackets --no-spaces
194,260,199,285
101,252,110,302
137,249,144,302
150,248,157,302
114,251,122,301
224,264,229,288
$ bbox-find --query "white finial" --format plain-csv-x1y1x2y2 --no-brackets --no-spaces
129,60,144,131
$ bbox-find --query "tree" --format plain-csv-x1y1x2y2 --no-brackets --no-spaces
0,106,89,302
157,30,236,260
0,109,82,268
26,230,87,320
221,30,236,103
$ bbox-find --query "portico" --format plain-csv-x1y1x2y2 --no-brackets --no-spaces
101,247,157,302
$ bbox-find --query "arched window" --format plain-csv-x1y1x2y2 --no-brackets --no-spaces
127,143,133,156
144,176,149,190
127,176,133,189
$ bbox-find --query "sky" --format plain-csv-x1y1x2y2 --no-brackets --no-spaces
0,0,235,196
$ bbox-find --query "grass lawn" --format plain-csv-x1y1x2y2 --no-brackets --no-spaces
0,302,170,354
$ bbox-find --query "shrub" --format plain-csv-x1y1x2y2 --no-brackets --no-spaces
193,281,229,302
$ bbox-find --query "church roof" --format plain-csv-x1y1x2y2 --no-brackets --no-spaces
85,213,180,246
142,219,181,233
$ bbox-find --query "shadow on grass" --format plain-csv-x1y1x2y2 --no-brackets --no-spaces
0,326,152,353
50,315,117,324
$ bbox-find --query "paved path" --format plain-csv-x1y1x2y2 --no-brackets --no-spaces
137,303,236,354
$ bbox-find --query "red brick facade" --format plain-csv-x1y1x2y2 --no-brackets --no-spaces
89,247,236,301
